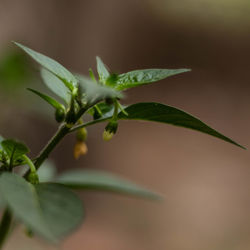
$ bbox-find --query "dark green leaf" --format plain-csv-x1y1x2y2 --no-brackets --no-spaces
96,56,110,84
117,102,245,149
14,42,78,91
40,68,71,104
1,139,29,162
56,169,161,200
76,74,123,105
27,88,64,110
0,173,84,241
114,68,191,91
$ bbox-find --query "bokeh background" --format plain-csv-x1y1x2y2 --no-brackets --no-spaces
1,0,250,249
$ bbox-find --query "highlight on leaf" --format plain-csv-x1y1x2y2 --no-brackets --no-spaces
13,42,78,91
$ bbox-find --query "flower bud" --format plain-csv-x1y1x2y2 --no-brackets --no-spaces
55,108,66,123
103,121,118,141
76,127,88,142
27,172,39,185
74,141,88,159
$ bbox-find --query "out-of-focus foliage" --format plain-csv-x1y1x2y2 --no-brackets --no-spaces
0,49,32,91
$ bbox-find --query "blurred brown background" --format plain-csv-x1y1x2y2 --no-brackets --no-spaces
1,0,250,249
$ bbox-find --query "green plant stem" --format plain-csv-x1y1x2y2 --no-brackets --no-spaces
0,209,12,249
70,117,109,133
33,124,71,171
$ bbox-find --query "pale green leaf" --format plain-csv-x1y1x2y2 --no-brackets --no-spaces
40,68,71,104
0,173,84,241
14,42,78,91
96,56,110,84
56,169,162,200
114,68,190,90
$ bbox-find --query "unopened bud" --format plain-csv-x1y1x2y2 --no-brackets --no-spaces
27,172,39,185
55,108,66,123
74,141,88,159
103,121,118,141
76,127,88,142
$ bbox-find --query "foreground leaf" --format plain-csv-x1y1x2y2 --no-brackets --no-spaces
27,88,64,110
0,173,84,241
37,160,57,182
40,68,71,104
36,183,83,239
56,169,161,200
117,102,244,149
1,139,29,162
96,56,110,84
14,42,78,91
0,173,53,241
113,68,190,91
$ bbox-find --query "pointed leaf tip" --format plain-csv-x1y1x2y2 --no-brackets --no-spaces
117,102,245,149
14,42,77,91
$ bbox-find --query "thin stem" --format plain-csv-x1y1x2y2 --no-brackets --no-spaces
33,124,70,171
70,117,109,133
22,155,36,173
0,209,12,249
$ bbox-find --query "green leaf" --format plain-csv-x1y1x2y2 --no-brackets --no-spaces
113,68,191,91
27,88,64,110
0,173,84,241
14,42,78,91
37,160,57,182
0,173,54,241
117,102,245,149
1,139,29,162
96,56,110,84
56,169,161,200
87,102,113,119
35,183,84,239
76,74,123,106
40,68,71,104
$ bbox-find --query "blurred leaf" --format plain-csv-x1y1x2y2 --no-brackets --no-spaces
1,139,29,162
37,160,57,182
56,169,162,200
14,42,78,91
117,102,245,149
40,68,71,104
113,68,191,90
0,136,3,150
0,173,54,241
0,49,31,88
0,173,84,241
27,88,64,110
96,56,110,84
76,74,123,105
35,183,84,239
89,68,97,82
